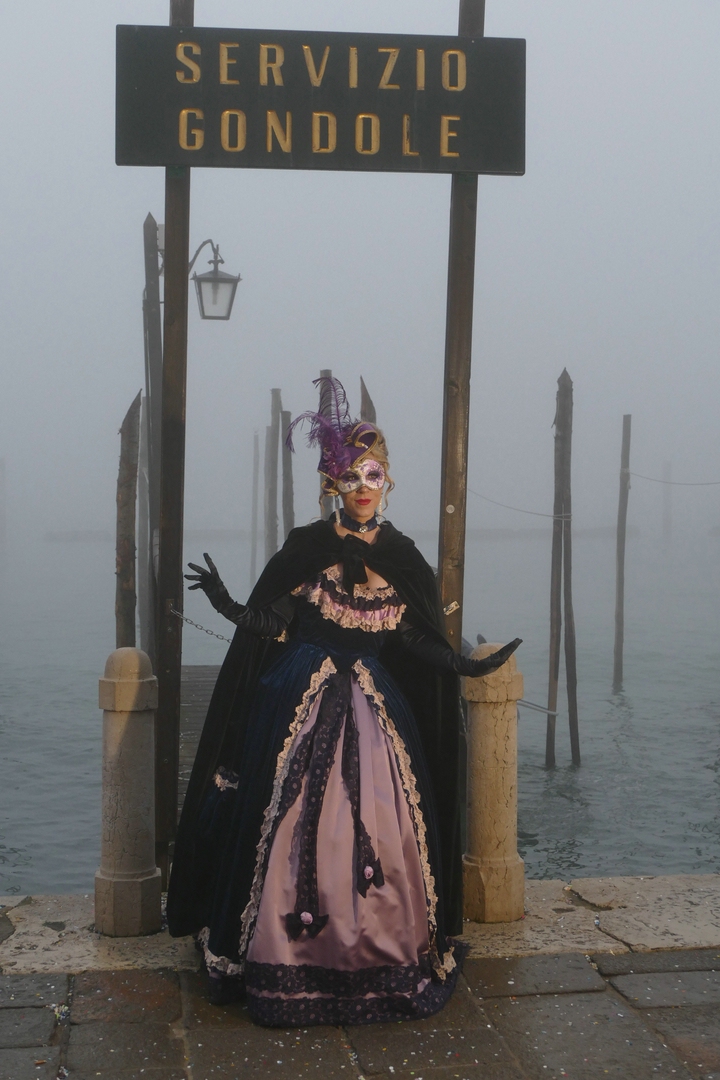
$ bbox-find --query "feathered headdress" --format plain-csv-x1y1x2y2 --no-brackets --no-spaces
286,377,380,493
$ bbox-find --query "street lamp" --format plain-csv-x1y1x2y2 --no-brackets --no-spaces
188,239,241,320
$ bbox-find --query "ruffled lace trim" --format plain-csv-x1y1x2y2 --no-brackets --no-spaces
292,564,405,632
352,661,455,983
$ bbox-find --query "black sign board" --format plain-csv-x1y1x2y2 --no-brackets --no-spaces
116,26,525,175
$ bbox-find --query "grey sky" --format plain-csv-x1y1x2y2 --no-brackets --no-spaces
2,0,719,544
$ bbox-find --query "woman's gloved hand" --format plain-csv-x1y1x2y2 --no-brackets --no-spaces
462,638,522,677
397,621,522,677
185,553,291,638
185,553,236,617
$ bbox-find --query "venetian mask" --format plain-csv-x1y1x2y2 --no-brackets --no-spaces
336,459,386,494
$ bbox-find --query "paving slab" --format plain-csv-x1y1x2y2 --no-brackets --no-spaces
0,895,197,974
459,880,626,959
185,1025,357,1078
348,1021,512,1073
65,1020,185,1076
570,875,720,952
644,1005,720,1075
594,948,720,978
0,974,69,1009
485,988,693,1079
0,1007,56,1049
464,953,605,999
71,969,182,1024
612,970,720,1008
0,1046,62,1079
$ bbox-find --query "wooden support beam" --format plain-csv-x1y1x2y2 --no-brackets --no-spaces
281,409,295,541
437,0,485,648
154,0,194,887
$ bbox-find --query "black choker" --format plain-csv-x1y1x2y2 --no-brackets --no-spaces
338,509,379,535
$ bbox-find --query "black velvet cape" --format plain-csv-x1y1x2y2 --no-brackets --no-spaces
167,518,464,944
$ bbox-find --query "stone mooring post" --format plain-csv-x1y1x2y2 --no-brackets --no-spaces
95,648,162,936
462,643,525,923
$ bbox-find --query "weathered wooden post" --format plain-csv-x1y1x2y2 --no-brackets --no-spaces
250,430,259,586
281,408,295,541
437,0,485,650
613,414,632,693
463,643,525,922
545,369,580,767
96,648,162,936
318,369,336,519
154,0,194,885
141,212,164,666
264,389,282,561
116,393,142,649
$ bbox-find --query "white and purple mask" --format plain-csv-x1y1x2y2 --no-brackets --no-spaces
336,459,386,494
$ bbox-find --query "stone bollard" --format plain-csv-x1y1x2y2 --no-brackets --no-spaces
95,648,162,936
462,643,525,923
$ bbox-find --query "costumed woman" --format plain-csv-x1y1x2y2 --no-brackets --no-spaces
167,377,521,1026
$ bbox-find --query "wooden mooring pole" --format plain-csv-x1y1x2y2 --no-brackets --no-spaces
115,392,142,649
141,212,164,666
613,414,632,694
437,0,485,649
155,0,194,886
545,369,580,767
264,389,281,561
250,430,259,586
281,409,295,541
318,369,335,519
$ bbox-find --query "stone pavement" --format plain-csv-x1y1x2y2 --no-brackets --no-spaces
4,876,720,1079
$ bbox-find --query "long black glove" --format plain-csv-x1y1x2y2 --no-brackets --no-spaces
397,620,521,677
185,553,291,638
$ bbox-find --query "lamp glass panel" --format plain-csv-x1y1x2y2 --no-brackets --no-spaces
200,278,235,319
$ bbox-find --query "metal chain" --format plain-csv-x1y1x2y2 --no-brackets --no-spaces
169,606,234,644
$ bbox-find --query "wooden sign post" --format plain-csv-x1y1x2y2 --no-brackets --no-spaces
116,2,526,878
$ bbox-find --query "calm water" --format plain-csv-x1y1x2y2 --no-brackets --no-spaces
1,526,719,894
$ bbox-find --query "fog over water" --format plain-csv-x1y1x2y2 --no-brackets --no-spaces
2,0,720,892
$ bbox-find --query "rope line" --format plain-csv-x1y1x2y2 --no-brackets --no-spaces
627,470,720,487
467,487,570,520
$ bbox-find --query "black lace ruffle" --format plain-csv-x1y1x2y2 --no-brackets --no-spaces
245,944,466,1028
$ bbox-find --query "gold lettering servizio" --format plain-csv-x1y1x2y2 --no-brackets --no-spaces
176,42,201,83
442,50,467,91
378,47,400,89
312,112,337,153
266,110,292,152
440,115,460,157
221,110,246,151
349,47,358,88
303,45,330,87
402,115,419,156
219,43,239,84
179,108,204,150
355,114,380,155
260,44,285,86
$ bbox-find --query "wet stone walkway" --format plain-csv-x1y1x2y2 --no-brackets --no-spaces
2,949,720,1080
